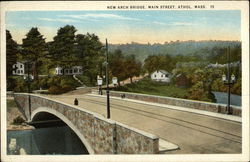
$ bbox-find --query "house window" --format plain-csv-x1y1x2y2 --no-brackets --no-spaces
166,74,169,77
20,65,22,68
17,70,20,74
20,70,23,74
74,69,77,73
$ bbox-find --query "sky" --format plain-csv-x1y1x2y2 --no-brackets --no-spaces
6,10,241,44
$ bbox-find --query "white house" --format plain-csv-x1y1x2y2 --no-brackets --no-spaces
55,67,63,75
12,62,25,75
151,70,171,83
55,66,83,75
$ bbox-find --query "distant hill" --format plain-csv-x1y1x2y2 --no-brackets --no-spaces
109,40,241,62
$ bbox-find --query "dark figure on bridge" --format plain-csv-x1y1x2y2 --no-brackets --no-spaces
121,94,126,99
74,98,78,105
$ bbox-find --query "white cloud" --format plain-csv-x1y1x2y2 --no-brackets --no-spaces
153,21,198,26
170,22,197,26
60,13,140,21
152,21,167,25
38,18,79,23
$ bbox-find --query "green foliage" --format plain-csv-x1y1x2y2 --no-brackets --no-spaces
114,78,188,98
143,55,174,74
48,85,63,94
75,75,93,86
187,81,216,102
38,77,49,89
47,75,80,94
174,74,191,88
6,30,19,76
22,27,47,80
109,50,142,84
124,54,142,83
231,79,241,95
109,41,241,62
12,76,26,92
49,25,77,67
60,75,80,87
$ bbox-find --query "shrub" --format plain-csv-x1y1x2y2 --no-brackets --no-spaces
60,76,79,88
13,116,25,125
39,77,49,89
48,85,63,94
61,85,74,92
47,76,61,87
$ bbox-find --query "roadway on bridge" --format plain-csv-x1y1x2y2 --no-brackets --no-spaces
46,94,242,154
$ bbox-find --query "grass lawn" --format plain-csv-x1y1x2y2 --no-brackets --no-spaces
114,78,189,98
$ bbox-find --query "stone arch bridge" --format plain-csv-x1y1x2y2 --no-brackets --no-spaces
14,93,159,154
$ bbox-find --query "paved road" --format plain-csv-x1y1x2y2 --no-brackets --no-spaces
47,94,242,154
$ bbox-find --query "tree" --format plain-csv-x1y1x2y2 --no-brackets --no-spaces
187,68,216,102
6,30,19,76
48,25,77,68
109,49,126,86
124,54,141,83
143,54,174,74
22,27,46,80
75,33,105,84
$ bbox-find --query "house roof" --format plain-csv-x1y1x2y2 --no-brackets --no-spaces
154,70,170,75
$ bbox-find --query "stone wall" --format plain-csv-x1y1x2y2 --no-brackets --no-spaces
14,93,159,154
115,122,159,154
92,90,241,116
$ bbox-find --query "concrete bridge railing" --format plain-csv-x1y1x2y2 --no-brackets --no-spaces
14,93,159,154
92,90,241,117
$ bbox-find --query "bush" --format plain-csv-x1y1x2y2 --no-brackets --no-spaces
75,74,95,86
39,77,49,89
61,85,74,92
13,116,25,125
47,76,61,87
48,85,63,94
7,77,16,91
60,76,79,88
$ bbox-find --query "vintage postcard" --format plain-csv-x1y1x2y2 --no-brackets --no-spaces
0,1,249,162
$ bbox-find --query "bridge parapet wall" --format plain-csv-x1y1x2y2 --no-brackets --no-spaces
14,93,159,154
92,90,241,116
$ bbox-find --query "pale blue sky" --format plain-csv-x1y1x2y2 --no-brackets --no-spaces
6,10,241,44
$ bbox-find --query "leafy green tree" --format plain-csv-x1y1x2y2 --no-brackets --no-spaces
124,54,142,83
48,25,77,68
75,33,105,84
109,49,126,86
22,27,46,80
187,68,217,102
6,30,19,76
143,55,174,74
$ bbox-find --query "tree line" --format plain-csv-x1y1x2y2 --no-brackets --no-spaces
6,25,142,89
6,25,242,100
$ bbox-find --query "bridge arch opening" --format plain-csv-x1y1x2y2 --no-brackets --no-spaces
30,107,94,154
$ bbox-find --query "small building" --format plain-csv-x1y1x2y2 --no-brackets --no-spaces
55,66,83,75
151,70,171,83
12,62,25,76
55,67,63,75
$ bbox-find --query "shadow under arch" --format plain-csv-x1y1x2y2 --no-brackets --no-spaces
31,107,95,154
